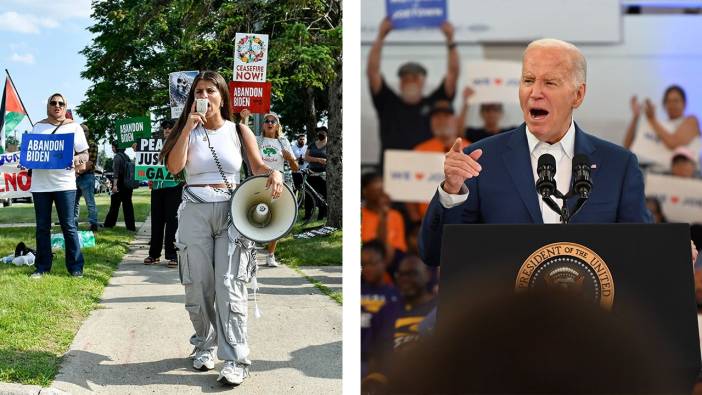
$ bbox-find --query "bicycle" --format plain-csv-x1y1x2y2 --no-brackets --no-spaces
294,168,328,223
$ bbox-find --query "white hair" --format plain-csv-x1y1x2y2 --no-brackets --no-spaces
523,38,587,87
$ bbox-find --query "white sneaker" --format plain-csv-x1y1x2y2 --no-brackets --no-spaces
192,349,215,371
266,254,279,267
217,361,249,385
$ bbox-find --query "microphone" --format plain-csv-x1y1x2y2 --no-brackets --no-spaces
572,154,592,199
536,154,557,198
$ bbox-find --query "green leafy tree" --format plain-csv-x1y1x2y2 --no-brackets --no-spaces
78,0,342,227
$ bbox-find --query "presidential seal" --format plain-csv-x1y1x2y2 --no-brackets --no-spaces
515,242,614,309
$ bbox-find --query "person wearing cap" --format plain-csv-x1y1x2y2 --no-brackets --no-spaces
414,100,468,153
367,18,459,165
408,100,469,223
291,133,308,190
670,146,698,178
458,87,516,143
255,112,299,267
143,119,183,267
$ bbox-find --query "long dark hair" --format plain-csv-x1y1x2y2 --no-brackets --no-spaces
160,70,231,162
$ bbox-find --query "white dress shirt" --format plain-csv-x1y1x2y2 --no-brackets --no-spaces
438,119,576,224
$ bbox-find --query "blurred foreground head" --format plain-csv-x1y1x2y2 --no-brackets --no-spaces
386,291,686,394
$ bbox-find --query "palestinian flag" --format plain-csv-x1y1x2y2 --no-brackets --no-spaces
0,76,29,153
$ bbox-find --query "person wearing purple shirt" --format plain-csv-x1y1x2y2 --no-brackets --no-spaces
361,240,399,381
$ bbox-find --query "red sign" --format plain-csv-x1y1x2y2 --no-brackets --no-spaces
229,81,271,114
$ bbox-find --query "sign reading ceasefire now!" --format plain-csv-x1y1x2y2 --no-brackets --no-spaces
135,138,175,181
229,81,271,113
233,33,269,83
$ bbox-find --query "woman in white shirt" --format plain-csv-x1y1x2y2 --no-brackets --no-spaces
624,85,701,171
160,71,282,386
246,111,298,267
29,93,89,278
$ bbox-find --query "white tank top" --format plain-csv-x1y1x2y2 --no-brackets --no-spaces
630,116,702,171
185,121,242,185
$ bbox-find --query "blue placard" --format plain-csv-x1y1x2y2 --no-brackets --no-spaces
386,0,447,29
19,133,74,170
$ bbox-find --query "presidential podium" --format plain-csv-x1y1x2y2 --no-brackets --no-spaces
436,223,700,394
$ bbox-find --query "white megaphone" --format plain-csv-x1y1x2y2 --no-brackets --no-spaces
230,175,298,243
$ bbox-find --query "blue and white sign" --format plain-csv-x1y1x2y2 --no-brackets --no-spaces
386,0,446,29
19,134,74,170
383,149,445,202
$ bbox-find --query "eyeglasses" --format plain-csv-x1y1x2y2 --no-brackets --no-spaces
49,101,65,107
263,119,278,125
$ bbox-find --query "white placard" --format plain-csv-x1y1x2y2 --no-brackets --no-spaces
645,173,702,224
383,149,445,202
463,60,521,105
0,152,31,199
233,33,269,82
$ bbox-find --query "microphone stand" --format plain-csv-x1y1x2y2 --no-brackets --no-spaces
542,189,588,224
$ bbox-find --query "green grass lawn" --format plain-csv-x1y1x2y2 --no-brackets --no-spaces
276,216,343,304
275,216,342,267
0,193,150,386
0,189,151,225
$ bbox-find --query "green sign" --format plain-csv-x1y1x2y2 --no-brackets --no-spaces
114,116,151,148
135,138,173,181
135,165,175,181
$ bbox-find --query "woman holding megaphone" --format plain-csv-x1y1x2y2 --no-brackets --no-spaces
160,70,283,386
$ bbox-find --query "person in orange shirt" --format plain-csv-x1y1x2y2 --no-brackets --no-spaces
362,172,407,265
410,101,469,222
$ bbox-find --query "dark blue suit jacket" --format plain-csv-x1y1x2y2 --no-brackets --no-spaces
418,123,652,266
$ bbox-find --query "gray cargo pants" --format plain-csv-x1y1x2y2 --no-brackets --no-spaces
176,200,252,364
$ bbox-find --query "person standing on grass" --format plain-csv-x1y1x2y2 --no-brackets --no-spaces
103,141,136,231
240,109,299,267
29,93,89,279
303,126,329,222
144,119,182,268
74,123,100,232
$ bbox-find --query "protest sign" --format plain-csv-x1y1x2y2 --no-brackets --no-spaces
383,149,445,202
115,116,151,149
135,138,174,181
229,81,271,113
386,0,447,29
463,60,522,105
0,152,31,199
233,33,268,82
19,134,74,169
169,70,198,118
645,173,702,224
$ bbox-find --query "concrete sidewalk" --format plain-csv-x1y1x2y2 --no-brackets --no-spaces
48,220,342,394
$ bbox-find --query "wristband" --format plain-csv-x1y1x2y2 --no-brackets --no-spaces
447,42,457,50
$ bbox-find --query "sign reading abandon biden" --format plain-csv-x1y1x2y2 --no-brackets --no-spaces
19,134,74,169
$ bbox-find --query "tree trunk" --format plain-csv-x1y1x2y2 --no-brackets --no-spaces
326,62,343,228
304,87,317,141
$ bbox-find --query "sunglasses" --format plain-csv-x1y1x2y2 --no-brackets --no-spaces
263,119,278,125
49,100,66,107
